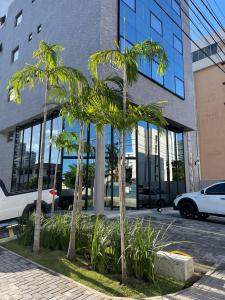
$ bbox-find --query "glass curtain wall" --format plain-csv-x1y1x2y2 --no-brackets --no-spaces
11,114,63,192
105,123,186,209
11,116,186,209
120,0,185,99
61,122,96,210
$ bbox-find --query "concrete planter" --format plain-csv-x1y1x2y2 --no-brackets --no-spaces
156,251,194,282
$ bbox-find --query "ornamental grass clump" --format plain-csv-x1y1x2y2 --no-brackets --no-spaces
17,214,173,283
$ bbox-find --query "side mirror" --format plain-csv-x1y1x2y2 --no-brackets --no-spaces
201,190,205,194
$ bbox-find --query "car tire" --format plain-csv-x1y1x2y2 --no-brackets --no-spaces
198,213,209,220
179,202,196,219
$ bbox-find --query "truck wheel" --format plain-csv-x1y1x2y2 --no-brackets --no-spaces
179,202,196,219
198,213,209,220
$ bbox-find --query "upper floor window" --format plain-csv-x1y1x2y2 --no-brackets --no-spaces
175,77,184,98
0,15,6,27
173,34,183,54
152,60,164,85
122,0,135,11
15,11,22,27
8,87,16,102
172,0,181,16
192,43,218,63
11,46,19,63
150,13,162,36
28,33,33,42
37,24,42,33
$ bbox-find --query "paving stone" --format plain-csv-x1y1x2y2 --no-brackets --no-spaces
1,247,225,300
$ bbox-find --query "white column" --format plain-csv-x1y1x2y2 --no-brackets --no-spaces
94,128,105,214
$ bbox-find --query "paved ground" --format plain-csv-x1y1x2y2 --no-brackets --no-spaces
1,246,225,299
104,208,225,266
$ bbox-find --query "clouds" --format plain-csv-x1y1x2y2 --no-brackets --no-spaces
0,0,13,16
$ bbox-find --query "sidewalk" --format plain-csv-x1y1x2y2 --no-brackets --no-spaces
0,246,225,299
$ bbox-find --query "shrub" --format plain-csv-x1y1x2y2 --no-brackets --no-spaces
17,214,172,282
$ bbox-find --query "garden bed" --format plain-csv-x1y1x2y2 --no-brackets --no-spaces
3,240,186,298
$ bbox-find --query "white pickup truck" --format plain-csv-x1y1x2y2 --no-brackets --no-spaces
0,180,53,222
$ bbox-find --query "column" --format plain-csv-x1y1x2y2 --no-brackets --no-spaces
94,128,105,214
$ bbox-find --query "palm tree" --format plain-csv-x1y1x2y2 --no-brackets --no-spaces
89,39,168,283
54,75,125,261
90,90,167,283
8,41,86,254
50,130,78,215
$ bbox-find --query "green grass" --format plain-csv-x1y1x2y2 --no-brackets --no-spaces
3,240,185,298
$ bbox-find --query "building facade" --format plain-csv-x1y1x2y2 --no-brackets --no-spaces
0,0,198,211
192,31,225,184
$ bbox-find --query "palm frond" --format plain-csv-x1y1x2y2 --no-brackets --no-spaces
33,41,64,69
130,40,168,75
7,65,43,104
89,49,124,78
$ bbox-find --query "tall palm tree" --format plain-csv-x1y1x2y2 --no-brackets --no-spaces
89,39,168,283
89,89,167,284
54,75,125,261
8,41,86,254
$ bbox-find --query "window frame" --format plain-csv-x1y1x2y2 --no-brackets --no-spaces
150,12,163,36
37,24,42,34
173,34,183,55
15,10,23,27
175,76,185,99
121,0,136,11
28,33,33,42
11,46,19,63
171,0,181,16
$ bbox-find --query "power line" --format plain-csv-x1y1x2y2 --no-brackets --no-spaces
189,0,225,48
153,0,225,74
201,0,224,32
181,0,225,64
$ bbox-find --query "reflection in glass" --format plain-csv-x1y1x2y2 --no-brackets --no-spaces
159,129,169,206
168,130,178,200
20,127,32,190
149,124,160,208
137,121,150,208
29,124,41,190
176,133,185,194
50,117,63,188
11,130,23,191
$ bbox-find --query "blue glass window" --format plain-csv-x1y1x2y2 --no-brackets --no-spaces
173,34,183,54
175,77,184,98
152,60,163,84
150,13,162,36
120,37,133,52
119,0,185,99
122,0,135,11
172,0,181,16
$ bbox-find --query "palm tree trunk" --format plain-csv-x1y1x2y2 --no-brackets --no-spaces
51,150,60,216
33,81,49,254
120,65,127,284
78,123,85,208
67,121,84,260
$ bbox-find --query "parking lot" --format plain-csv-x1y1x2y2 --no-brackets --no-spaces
140,209,225,266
